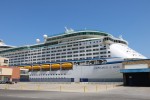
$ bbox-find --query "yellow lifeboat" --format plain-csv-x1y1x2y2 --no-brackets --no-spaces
24,66,32,70
51,64,60,69
41,64,50,69
32,65,41,70
61,63,73,69
18,66,24,69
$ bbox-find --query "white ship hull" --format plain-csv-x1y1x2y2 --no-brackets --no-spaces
29,62,123,82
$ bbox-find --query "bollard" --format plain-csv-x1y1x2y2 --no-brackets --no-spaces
96,85,98,92
113,84,115,88
20,85,23,90
23,84,26,89
83,86,86,93
60,86,62,92
5,85,8,90
37,84,40,90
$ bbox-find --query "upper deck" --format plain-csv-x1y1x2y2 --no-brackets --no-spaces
0,29,128,53
45,30,112,43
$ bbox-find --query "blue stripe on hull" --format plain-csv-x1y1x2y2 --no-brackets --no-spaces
30,78,74,82
29,78,123,82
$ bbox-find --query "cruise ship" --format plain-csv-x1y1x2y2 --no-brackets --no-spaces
0,28,146,82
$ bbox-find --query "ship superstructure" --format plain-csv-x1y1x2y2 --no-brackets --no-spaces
0,29,146,82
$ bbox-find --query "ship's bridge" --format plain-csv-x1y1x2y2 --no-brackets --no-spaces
103,37,128,45
45,30,112,43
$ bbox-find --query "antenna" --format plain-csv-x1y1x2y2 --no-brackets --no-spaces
119,35,123,40
65,27,69,33
65,27,74,33
70,28,74,32
65,27,68,31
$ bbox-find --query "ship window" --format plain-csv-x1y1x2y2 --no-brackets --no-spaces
87,57,92,59
93,49,99,51
80,50,85,53
100,48,106,50
73,55,78,57
68,59,72,61
51,54,55,56
72,47,78,50
67,45,72,47
67,48,71,51
86,46,91,48
93,45,98,47
57,50,62,52
62,46,66,48
67,55,72,57
4,59,8,64
67,52,72,54
90,61,94,64
86,49,91,52
93,56,99,59
73,51,78,53
51,57,55,59
93,52,99,55
86,53,92,55
56,56,60,59
80,47,85,49
80,54,85,56
56,47,60,49
73,44,78,46
56,53,60,55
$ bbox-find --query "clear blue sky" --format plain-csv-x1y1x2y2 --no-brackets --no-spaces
0,0,150,57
